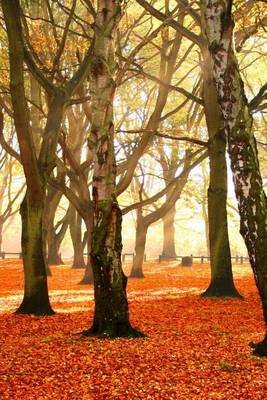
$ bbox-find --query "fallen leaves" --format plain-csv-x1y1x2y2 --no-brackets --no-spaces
0,260,266,399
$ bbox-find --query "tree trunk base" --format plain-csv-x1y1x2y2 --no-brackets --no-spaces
82,323,145,339
250,334,267,357
71,264,86,269
129,270,145,279
15,298,55,316
79,267,94,285
201,282,242,298
48,256,64,266
46,266,52,276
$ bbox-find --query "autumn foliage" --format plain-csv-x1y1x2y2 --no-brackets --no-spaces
0,260,266,399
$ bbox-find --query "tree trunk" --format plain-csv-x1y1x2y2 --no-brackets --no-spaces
203,0,267,355
48,233,64,265
83,0,142,338
201,48,240,297
161,204,176,259
16,192,54,315
79,218,94,285
202,193,210,257
70,208,85,268
130,209,147,278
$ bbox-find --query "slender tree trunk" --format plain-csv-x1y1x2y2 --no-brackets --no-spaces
48,239,64,265
203,0,267,355
161,205,176,259
130,209,147,278
16,192,54,315
83,0,142,338
201,194,210,257
201,48,240,297
79,218,94,285
0,221,3,253
47,224,64,265
70,208,85,268
47,204,70,265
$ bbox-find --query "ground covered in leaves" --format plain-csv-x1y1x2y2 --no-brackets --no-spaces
0,260,266,399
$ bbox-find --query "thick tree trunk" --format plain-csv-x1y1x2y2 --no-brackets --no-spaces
161,205,176,259
85,201,141,337
203,0,267,355
16,192,54,315
201,48,240,297
83,0,142,338
130,210,147,278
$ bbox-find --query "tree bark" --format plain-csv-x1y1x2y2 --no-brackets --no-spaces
203,0,267,355
161,204,177,259
130,209,147,278
70,207,85,268
16,191,54,315
2,0,54,315
79,217,94,285
2,0,92,315
83,0,142,338
201,48,240,298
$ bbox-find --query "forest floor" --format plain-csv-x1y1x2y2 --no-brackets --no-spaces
0,260,266,399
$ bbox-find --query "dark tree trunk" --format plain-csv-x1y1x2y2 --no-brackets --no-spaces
85,203,142,337
16,193,54,315
161,205,176,259
130,209,147,278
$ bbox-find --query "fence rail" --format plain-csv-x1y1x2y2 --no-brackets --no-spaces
158,255,249,264
0,252,22,259
0,251,248,264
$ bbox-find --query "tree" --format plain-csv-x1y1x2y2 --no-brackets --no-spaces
1,0,92,315
135,0,240,297
202,0,267,355
82,0,143,338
